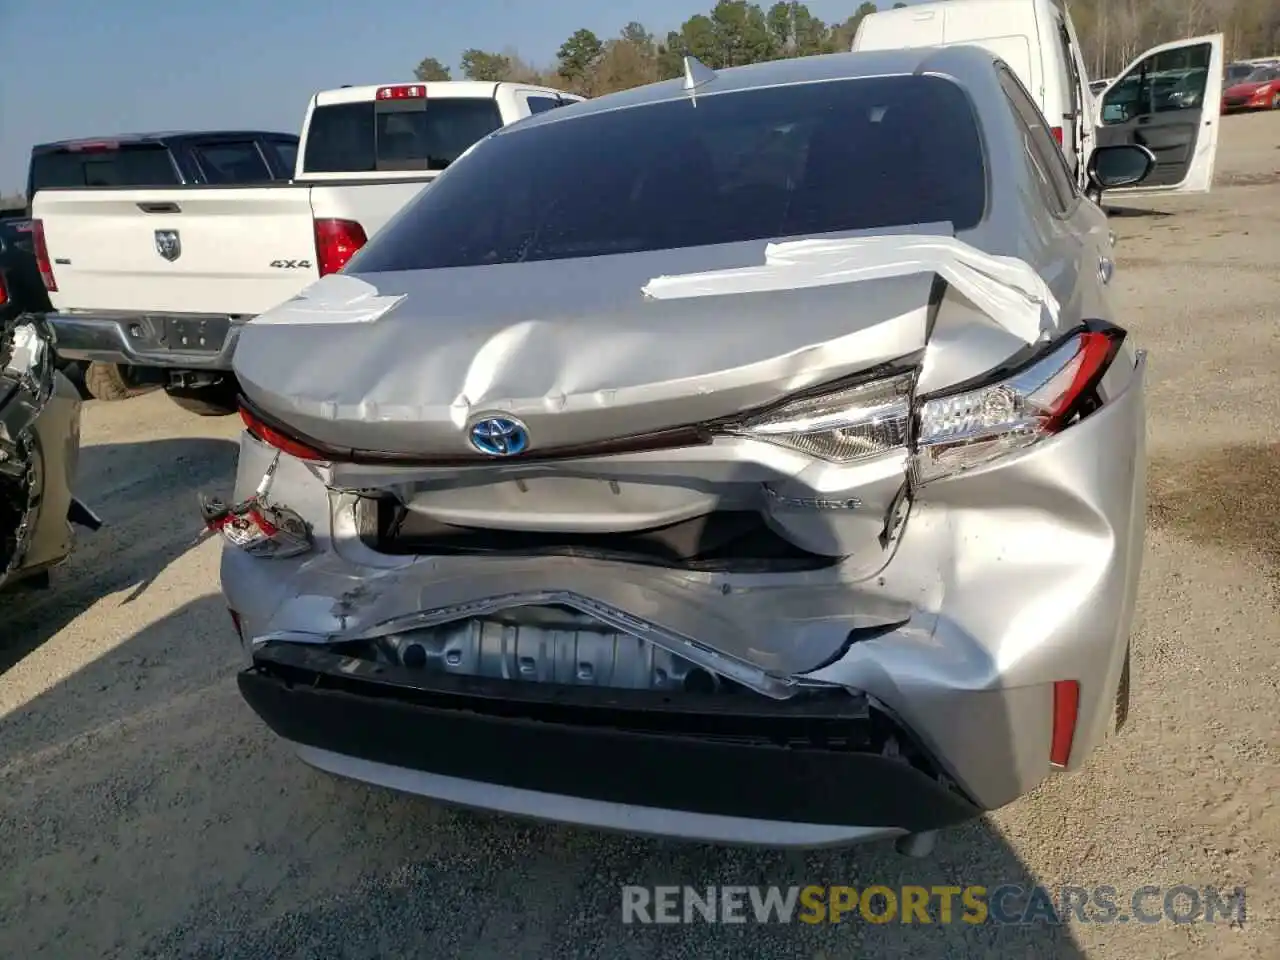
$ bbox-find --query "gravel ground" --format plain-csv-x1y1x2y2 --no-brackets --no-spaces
2,113,1278,960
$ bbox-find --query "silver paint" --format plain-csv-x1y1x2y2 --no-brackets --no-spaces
221,46,1144,844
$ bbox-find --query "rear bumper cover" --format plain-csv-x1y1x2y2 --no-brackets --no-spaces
240,641,979,844
222,349,1147,829
46,311,242,370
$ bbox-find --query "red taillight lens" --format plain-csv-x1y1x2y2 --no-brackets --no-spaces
1050,679,1080,767
0,273,7,307
239,404,328,461
1042,330,1121,431
31,219,57,292
1051,126,1064,147
66,140,121,153
313,218,368,276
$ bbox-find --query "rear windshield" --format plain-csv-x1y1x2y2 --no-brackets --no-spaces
348,74,987,273
301,98,504,174
29,143,179,191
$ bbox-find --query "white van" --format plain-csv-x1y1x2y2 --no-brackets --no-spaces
851,0,1224,198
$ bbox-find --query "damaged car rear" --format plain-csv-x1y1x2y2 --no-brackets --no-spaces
214,47,1150,851
1,314,100,591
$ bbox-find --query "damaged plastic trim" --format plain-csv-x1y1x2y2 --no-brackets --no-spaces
1,320,56,583
249,589,845,701
641,234,1061,345
199,451,314,559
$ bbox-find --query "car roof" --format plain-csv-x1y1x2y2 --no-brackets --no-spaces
498,47,996,133
32,131,298,152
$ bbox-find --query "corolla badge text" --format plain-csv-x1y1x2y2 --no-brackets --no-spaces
468,415,530,457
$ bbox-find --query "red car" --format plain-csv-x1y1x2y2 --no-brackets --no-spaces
1222,65,1280,112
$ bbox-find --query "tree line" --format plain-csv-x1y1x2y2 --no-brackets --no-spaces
414,2,902,95
415,0,1280,95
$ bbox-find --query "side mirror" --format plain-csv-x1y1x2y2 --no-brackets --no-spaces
1086,144,1156,203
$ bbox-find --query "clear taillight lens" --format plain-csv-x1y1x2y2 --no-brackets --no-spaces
914,327,1124,483
728,371,914,463
722,324,1124,479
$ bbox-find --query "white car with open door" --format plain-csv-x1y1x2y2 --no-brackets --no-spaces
1092,34,1225,197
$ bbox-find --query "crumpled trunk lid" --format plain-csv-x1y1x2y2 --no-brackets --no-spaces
235,239,942,456
237,233,1057,570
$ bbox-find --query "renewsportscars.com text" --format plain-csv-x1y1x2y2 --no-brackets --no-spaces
621,884,1247,926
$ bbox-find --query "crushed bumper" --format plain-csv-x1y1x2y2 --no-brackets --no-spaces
222,348,1147,822
46,310,242,370
240,641,979,845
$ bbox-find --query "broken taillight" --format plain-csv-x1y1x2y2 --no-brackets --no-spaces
201,493,313,559
239,404,327,462
200,450,313,559
914,322,1125,482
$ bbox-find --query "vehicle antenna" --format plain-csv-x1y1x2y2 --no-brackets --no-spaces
682,55,717,106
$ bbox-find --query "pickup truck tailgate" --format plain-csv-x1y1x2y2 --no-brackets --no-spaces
36,187,320,316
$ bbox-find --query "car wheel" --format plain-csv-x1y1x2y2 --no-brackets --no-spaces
165,380,239,417
84,362,149,401
1272,91,1280,109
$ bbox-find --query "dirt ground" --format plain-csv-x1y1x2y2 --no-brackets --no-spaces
2,113,1278,959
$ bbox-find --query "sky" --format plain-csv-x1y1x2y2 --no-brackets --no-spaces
0,0,912,191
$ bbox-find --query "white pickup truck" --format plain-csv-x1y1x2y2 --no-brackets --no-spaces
34,81,583,414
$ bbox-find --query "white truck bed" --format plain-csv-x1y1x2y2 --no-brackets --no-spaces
33,80,582,386
37,180,426,317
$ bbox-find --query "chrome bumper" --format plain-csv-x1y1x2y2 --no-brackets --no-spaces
46,311,243,370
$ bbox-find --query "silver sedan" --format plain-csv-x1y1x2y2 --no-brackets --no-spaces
211,45,1155,853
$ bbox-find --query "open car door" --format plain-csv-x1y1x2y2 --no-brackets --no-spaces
1093,33,1224,196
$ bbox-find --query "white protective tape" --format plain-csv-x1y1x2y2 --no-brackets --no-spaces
251,274,405,327
641,234,1061,344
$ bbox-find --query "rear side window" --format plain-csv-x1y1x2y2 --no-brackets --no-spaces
526,96,562,114
997,64,1078,214
29,144,180,191
350,74,988,272
302,98,504,174
271,140,299,176
191,141,272,183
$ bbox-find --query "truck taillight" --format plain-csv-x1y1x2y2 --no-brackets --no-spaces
31,219,57,292
1051,126,1064,147
376,85,426,100
313,218,368,276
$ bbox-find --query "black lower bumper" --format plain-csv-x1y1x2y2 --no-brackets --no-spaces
239,642,979,833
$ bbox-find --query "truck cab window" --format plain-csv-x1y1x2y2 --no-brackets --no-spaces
192,142,273,184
